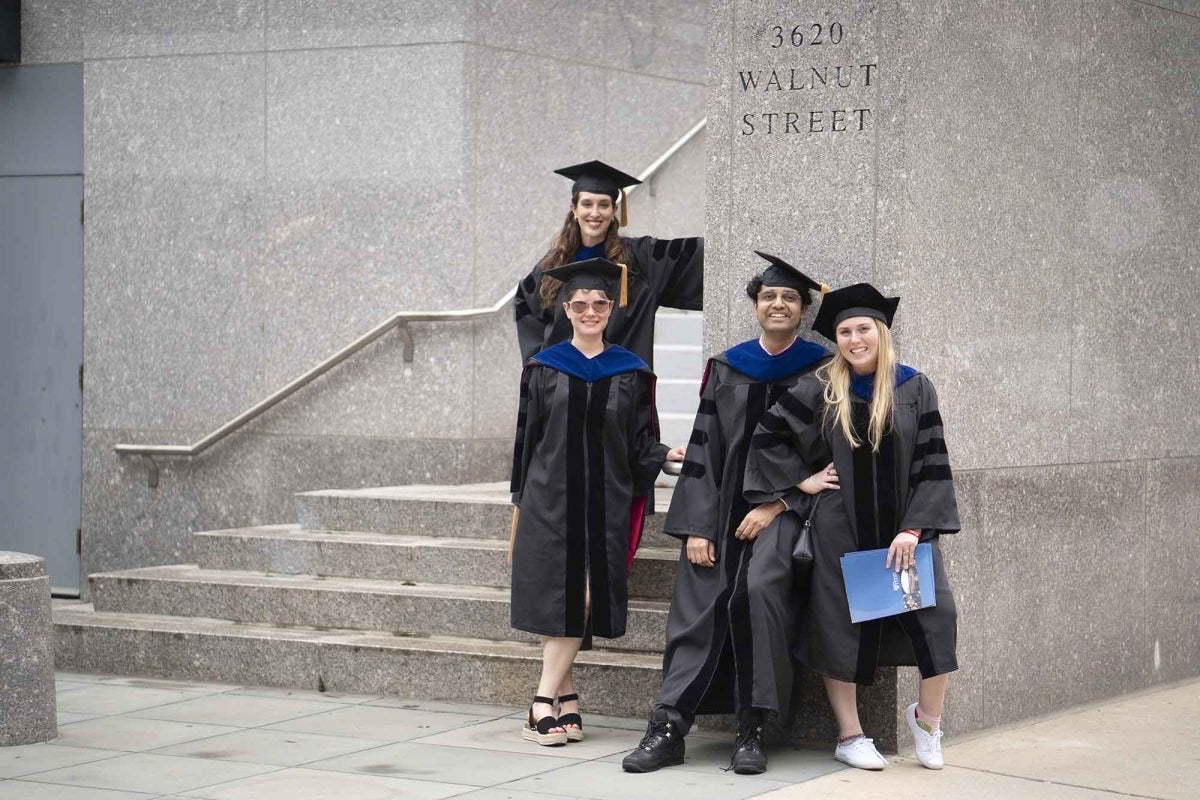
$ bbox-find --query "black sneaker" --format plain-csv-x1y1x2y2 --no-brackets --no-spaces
622,714,685,773
730,711,767,775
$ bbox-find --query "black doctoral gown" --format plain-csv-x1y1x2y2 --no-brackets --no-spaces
657,338,828,721
510,342,669,640
744,370,961,684
513,236,704,367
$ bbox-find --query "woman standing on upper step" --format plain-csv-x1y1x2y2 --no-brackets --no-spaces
513,160,704,369
509,258,682,747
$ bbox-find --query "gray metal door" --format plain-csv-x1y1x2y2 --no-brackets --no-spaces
0,64,83,592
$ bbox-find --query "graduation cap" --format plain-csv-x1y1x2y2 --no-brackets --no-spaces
753,251,829,296
554,160,641,227
541,257,629,308
811,282,901,342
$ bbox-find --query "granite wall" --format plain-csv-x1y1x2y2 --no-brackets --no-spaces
708,0,1200,737
20,2,707,585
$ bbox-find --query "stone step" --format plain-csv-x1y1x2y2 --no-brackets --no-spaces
652,311,703,346
194,525,680,600
652,344,703,379
658,412,697,451
89,566,670,653
656,378,702,414
52,604,662,718
296,483,679,549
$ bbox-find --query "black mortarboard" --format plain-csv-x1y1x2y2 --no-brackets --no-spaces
541,258,629,307
753,251,829,295
554,160,642,227
811,283,901,342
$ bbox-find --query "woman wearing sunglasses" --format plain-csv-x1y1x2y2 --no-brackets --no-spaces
510,258,681,746
513,160,703,369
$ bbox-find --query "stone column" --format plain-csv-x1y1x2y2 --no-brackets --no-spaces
0,552,57,746
708,0,1200,752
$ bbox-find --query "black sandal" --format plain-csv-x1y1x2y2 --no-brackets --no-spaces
523,695,567,746
557,692,584,742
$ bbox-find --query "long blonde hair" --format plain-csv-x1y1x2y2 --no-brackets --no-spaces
817,319,897,451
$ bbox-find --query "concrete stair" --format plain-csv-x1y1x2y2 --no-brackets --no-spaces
653,311,703,483
192,525,678,599
54,315,704,719
53,483,682,718
53,606,664,717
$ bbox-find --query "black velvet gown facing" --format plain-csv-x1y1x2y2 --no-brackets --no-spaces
509,344,668,640
657,341,827,722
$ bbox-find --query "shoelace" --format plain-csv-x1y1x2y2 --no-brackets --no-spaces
723,723,764,771
638,722,673,750
735,724,764,753
914,726,944,743
840,736,879,754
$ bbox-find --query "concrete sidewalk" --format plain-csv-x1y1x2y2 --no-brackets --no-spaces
0,674,1194,800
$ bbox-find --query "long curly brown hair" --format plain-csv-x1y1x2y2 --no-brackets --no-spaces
536,195,630,308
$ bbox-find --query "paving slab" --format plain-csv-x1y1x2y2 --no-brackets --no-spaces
152,728,390,767
224,686,383,705
0,782,154,799
941,685,1200,800
0,743,125,779
36,670,1200,800
597,737,846,784
54,717,241,752
55,681,98,694
306,740,575,786
57,712,100,725
178,765,472,799
20,752,274,796
264,704,496,742
444,790,570,800
54,686,198,716
411,716,638,761
495,759,792,800
364,697,518,717
94,676,239,694
129,694,344,728
757,758,1145,799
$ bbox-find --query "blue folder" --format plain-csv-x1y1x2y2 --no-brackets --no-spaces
839,543,936,623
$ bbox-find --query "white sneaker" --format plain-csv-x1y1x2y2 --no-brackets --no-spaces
905,703,944,769
834,735,887,770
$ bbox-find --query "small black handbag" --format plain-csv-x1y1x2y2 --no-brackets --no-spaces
791,493,822,589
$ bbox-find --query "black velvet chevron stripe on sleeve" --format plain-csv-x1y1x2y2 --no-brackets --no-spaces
651,237,699,262
513,274,539,321
680,461,706,479
775,390,814,425
916,464,953,482
912,435,948,462
689,428,709,445
697,398,718,415
750,408,792,449
910,402,953,488
918,409,944,430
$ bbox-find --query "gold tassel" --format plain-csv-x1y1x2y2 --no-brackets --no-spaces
507,506,520,563
617,262,629,307
619,187,628,228
820,282,831,296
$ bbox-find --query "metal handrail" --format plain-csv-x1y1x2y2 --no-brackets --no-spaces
116,117,708,486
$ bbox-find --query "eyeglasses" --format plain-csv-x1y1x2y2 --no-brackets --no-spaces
757,290,803,305
567,299,613,314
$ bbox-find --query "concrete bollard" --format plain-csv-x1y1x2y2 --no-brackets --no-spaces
0,552,58,746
